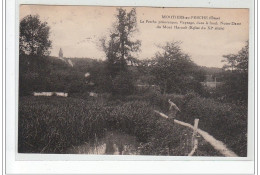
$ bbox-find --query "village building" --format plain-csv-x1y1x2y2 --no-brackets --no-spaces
201,75,222,89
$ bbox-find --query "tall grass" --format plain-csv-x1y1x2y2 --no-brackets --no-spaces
19,91,247,156
19,97,109,153
19,96,181,155
125,89,247,156
180,95,247,156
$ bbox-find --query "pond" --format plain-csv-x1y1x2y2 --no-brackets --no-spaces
66,131,140,155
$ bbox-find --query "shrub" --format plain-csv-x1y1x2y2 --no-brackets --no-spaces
111,71,135,96
126,89,185,114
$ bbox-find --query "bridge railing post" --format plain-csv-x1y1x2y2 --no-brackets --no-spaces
188,118,199,156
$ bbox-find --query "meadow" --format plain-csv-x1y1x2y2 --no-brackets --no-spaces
125,90,247,156
18,90,246,156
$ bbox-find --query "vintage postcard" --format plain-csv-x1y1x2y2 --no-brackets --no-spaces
18,5,250,159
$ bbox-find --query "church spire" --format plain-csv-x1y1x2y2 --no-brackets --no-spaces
59,48,63,59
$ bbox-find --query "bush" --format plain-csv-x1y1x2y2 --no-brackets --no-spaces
111,71,135,96
19,55,91,95
126,88,185,114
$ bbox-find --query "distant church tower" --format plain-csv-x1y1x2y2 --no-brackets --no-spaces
59,48,63,59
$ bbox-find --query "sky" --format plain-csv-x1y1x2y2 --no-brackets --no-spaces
20,5,249,68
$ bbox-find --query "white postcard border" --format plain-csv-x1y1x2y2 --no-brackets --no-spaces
5,0,256,174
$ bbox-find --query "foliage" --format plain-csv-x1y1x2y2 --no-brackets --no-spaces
99,8,141,96
18,96,179,155
19,94,245,156
83,60,113,93
19,55,90,96
126,90,247,156
100,8,141,76
180,94,247,156
222,41,248,73
20,96,212,155
19,15,52,56
218,41,249,103
111,70,135,96
18,97,109,153
151,41,205,94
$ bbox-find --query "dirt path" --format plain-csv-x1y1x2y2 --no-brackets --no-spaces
154,110,238,157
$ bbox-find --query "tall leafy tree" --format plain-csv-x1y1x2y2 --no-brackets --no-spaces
100,8,141,96
222,41,249,73
151,41,204,94
19,15,52,56
220,41,249,103
101,8,141,77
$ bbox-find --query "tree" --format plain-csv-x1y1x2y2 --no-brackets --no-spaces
219,41,249,103
151,41,204,94
222,41,248,73
19,15,52,56
100,8,141,77
100,8,141,96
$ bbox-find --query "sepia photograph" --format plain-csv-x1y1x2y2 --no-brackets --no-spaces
18,5,249,157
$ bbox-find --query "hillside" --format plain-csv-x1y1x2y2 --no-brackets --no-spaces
19,55,99,95
199,66,223,75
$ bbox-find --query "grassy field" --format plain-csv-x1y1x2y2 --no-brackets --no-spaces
114,90,247,156
180,95,247,156
18,96,220,156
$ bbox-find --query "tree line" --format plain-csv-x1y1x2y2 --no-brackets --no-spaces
19,8,249,104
